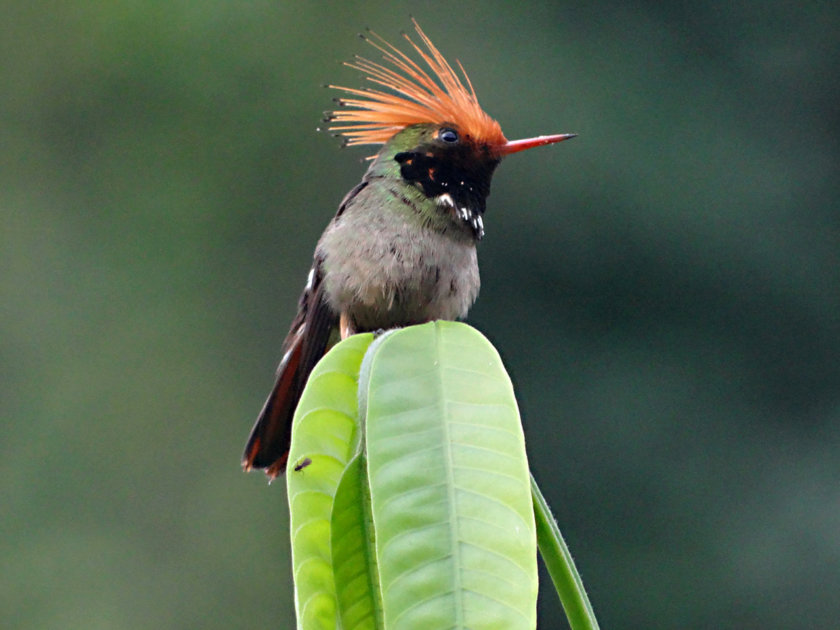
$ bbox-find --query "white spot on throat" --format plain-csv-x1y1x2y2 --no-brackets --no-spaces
437,193,484,238
436,193,455,209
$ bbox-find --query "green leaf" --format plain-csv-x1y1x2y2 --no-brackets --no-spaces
330,454,383,630
361,321,538,630
286,333,374,630
531,474,601,630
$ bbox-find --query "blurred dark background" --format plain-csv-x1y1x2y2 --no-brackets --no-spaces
3,1,838,628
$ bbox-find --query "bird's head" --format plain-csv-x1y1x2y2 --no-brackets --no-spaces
326,19,575,239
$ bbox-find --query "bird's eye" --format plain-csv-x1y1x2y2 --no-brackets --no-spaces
438,127,459,143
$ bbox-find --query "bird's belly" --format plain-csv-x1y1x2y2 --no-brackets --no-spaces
321,226,480,332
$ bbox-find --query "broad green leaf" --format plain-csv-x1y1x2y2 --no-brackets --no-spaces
330,453,383,630
362,321,537,630
287,333,373,630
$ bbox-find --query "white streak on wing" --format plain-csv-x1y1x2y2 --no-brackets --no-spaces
305,267,315,291
280,348,292,366
275,323,305,375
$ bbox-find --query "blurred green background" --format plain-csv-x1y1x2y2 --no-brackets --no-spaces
3,1,838,628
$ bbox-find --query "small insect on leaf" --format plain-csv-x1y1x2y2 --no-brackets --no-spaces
294,457,312,472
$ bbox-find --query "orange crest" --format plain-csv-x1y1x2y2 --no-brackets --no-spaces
328,19,507,149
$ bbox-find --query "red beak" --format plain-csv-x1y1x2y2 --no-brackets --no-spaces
501,133,577,155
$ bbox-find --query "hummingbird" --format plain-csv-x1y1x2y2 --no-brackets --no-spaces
243,20,575,479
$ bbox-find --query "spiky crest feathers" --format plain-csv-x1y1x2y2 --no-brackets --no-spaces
327,19,507,151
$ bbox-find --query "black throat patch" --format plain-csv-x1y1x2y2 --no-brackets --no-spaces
394,147,500,240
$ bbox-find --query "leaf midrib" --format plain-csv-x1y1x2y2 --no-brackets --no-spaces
435,323,465,630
